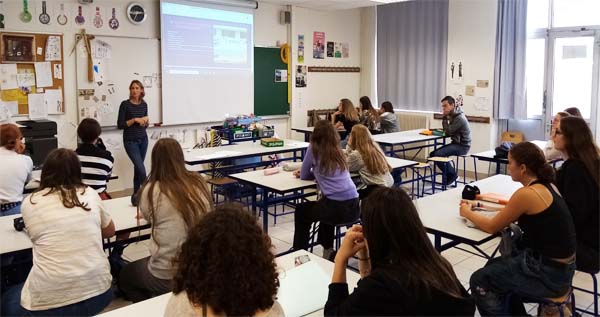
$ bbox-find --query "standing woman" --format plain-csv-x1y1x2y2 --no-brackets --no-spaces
554,116,600,273
118,80,149,205
0,123,33,216
118,138,212,302
461,142,576,316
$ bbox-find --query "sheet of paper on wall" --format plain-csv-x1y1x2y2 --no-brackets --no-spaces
2,101,18,116
53,64,62,79
0,103,10,122
45,36,62,61
91,39,112,59
17,72,36,87
0,64,18,90
44,89,63,114
28,93,48,120
92,58,105,84
34,62,53,87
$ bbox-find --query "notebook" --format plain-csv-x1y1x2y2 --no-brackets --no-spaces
277,260,331,317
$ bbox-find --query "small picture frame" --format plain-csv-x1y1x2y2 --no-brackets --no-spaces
1,33,36,63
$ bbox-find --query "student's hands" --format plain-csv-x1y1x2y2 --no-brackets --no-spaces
459,201,473,218
335,225,366,262
292,170,301,178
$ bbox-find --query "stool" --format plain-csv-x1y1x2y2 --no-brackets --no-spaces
207,177,238,204
308,219,361,253
572,271,599,317
427,156,456,192
410,163,434,198
506,290,573,317
453,154,478,183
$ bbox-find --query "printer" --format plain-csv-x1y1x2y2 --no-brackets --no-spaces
16,119,58,167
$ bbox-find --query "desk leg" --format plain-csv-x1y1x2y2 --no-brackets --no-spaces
262,189,270,233
495,162,501,175
304,132,309,142
251,187,257,217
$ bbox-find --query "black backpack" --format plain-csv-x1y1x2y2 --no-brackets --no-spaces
461,184,480,200
494,142,515,159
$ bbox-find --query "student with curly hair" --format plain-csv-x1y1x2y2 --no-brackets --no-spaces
165,204,283,316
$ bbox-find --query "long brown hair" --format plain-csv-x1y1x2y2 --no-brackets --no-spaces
362,187,465,298
141,138,212,240
359,96,379,122
32,148,90,211
129,79,145,101
560,116,600,185
340,98,359,122
310,120,347,175
348,125,391,175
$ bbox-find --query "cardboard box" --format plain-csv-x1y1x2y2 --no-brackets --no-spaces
261,138,284,147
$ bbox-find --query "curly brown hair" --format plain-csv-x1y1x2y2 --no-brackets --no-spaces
172,204,279,316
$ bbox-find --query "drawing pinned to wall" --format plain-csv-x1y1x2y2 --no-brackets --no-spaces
296,65,307,88
44,88,63,114
456,94,464,108
45,36,61,61
298,34,304,63
458,61,463,79
92,58,105,84
342,43,349,58
0,64,18,89
28,93,47,119
313,31,325,59
326,42,334,58
143,75,152,88
34,61,53,87
450,62,455,79
1,100,17,117
0,103,9,122
475,97,489,111
334,43,341,58
53,64,62,79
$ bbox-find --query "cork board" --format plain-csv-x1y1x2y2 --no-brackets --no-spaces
0,32,65,116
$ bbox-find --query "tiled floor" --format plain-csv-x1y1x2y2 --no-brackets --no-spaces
101,179,598,315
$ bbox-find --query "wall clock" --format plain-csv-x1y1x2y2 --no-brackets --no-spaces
127,3,147,25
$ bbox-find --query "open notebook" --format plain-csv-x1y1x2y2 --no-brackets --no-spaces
277,260,331,317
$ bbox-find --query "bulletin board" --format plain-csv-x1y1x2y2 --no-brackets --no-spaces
75,35,161,127
0,32,65,117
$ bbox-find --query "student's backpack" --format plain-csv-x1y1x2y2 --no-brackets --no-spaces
461,184,480,200
494,142,515,159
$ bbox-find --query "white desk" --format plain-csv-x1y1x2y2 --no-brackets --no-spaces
415,174,522,257
98,250,360,317
25,171,119,192
372,129,447,158
229,157,418,233
0,196,147,255
184,139,308,166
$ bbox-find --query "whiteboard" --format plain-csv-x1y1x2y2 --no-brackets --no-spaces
76,36,161,127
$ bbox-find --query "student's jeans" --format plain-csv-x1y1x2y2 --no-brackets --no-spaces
470,249,575,316
1,203,21,216
1,284,113,316
124,136,148,197
118,257,171,303
429,143,470,184
293,197,360,250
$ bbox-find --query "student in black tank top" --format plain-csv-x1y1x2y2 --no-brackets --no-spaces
460,142,576,316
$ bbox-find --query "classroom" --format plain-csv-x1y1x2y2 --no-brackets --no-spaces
0,0,599,316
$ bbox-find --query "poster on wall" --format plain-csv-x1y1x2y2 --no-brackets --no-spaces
342,42,349,58
313,31,325,59
296,65,307,88
334,43,341,58
326,42,334,58
298,34,305,63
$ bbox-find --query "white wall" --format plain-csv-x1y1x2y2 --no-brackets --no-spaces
289,6,362,137
2,0,289,192
444,0,498,173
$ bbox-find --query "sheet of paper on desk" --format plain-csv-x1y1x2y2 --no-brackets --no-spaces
462,209,497,228
197,151,242,160
277,261,330,317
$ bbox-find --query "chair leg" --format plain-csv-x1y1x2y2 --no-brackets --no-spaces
473,157,478,181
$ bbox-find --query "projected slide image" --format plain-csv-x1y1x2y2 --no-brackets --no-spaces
213,25,248,64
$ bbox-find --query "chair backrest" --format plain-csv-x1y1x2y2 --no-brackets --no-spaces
501,131,524,143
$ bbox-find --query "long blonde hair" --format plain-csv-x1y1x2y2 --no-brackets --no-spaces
340,98,359,122
348,125,391,175
141,138,212,241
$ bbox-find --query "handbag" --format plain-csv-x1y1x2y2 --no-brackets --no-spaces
498,223,523,257
462,184,480,200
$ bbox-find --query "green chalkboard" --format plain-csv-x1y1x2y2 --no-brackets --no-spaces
254,47,289,116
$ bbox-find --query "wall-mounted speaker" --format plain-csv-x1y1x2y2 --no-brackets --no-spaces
280,11,291,25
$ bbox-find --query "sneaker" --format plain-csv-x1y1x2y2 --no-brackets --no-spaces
444,174,458,186
130,193,138,207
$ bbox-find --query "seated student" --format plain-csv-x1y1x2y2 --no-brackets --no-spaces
358,96,380,134
461,142,576,316
430,96,471,185
0,123,33,216
331,98,360,144
165,204,283,317
554,116,599,273
2,149,115,316
119,138,212,303
345,125,393,198
325,187,474,316
543,111,570,161
378,101,399,133
564,106,582,117
75,118,114,200
292,120,359,259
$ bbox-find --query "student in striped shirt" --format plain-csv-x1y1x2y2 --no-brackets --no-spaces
76,118,114,200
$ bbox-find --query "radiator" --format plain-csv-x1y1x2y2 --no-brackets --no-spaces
396,112,430,161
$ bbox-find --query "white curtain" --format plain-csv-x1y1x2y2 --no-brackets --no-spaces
360,6,378,106
377,0,448,112
493,0,528,119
